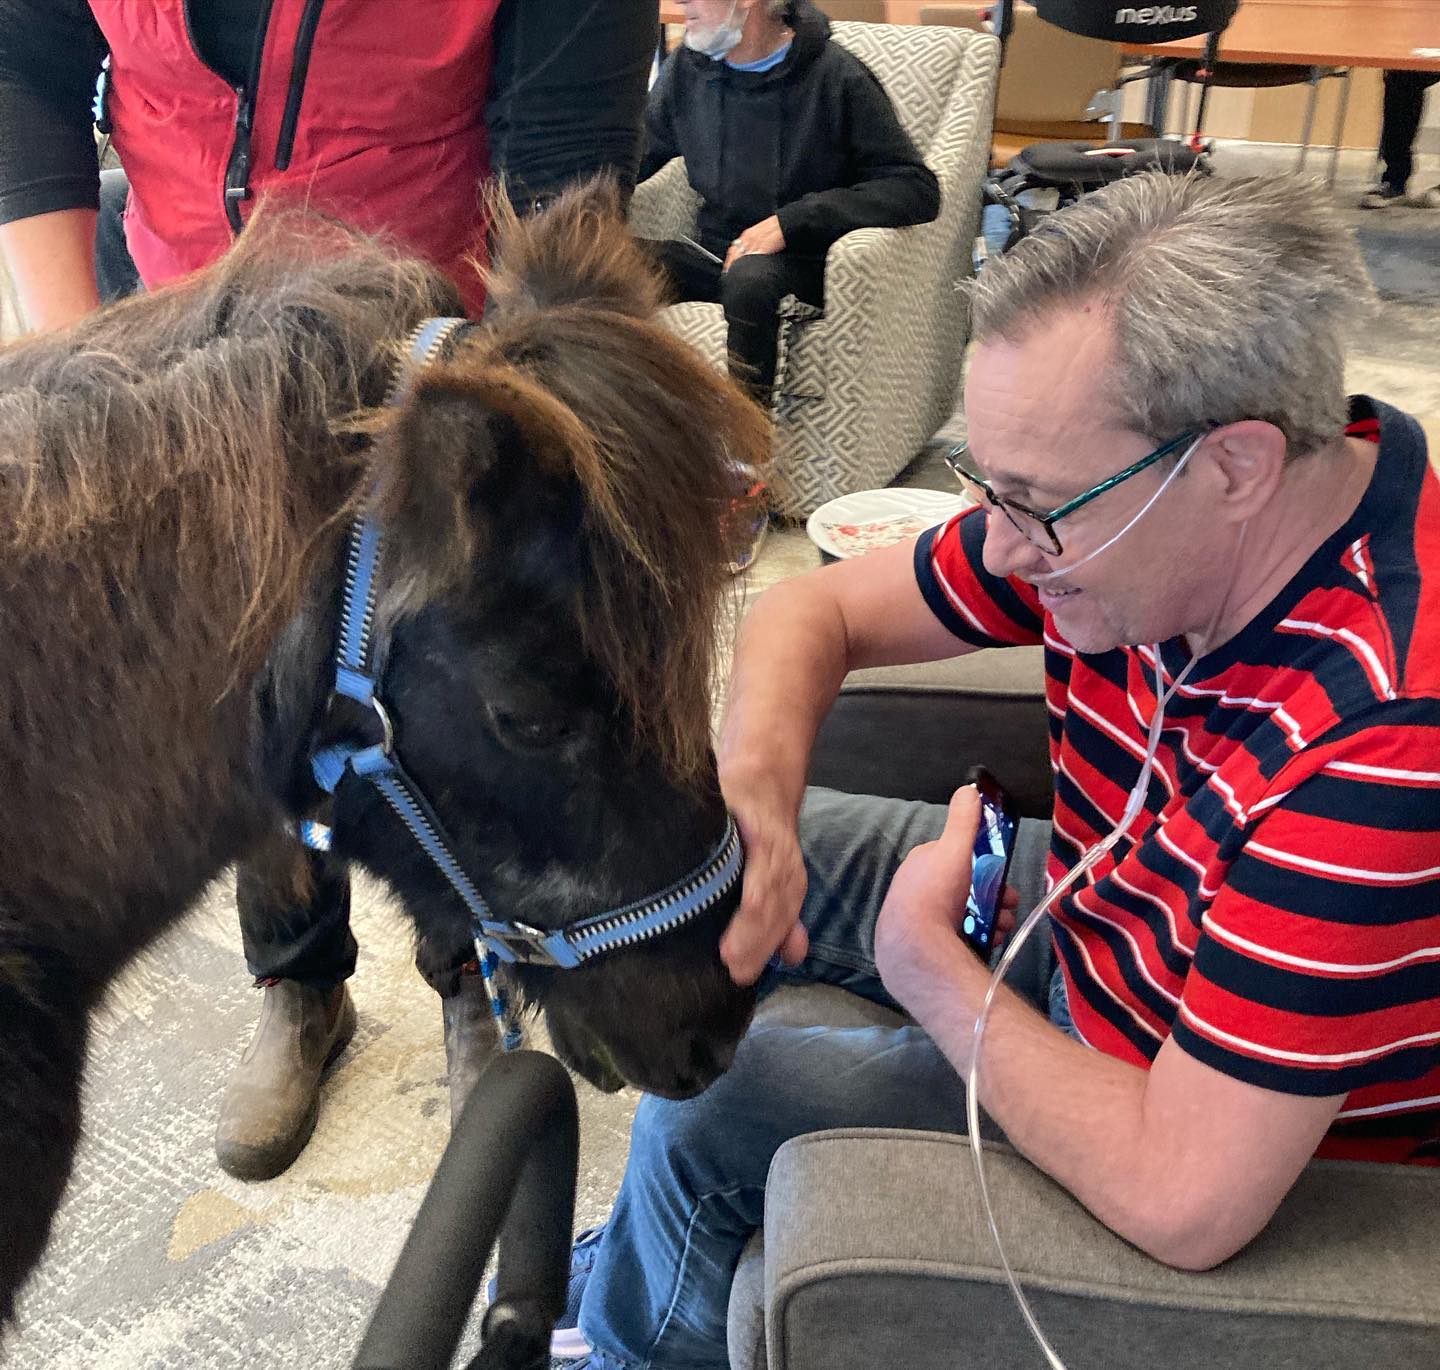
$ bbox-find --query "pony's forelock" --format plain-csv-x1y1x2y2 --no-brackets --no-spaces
435,186,772,784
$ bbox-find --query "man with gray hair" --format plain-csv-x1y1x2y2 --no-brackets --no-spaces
553,172,1440,1370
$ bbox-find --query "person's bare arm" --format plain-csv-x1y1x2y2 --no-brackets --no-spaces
0,0,108,330
716,537,978,982
1,208,99,331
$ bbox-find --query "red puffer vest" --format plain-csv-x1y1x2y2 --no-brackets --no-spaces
92,0,500,316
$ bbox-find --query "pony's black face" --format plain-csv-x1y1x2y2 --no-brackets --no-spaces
330,373,757,1100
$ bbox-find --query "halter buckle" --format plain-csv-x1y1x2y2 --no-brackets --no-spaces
481,920,577,969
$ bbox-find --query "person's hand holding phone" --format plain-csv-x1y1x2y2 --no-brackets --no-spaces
874,777,1017,1013
994,882,1021,948
957,766,1018,958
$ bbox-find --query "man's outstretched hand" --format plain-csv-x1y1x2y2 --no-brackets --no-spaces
718,775,809,985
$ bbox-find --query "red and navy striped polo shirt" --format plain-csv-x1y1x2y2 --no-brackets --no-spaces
915,397,1440,1164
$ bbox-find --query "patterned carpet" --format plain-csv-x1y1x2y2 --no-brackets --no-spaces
10,879,483,1367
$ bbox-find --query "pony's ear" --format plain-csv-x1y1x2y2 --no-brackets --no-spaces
377,375,500,605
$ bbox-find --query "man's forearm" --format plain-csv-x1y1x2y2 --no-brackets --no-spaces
906,944,1217,1267
716,577,852,813
1,207,99,331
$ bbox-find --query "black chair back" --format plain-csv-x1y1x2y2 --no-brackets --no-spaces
990,1,1241,143
1029,0,1237,44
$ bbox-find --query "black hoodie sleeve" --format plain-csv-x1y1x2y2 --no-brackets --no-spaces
0,0,107,226
637,50,682,184
775,55,940,256
488,0,656,211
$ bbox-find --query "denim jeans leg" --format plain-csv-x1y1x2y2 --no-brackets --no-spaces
579,1016,970,1368
95,167,141,304
780,786,1053,1006
578,786,1048,1368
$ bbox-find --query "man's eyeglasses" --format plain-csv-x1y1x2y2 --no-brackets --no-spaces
943,427,1212,557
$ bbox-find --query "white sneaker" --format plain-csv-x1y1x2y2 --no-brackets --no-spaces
1411,185,1440,209
1359,183,1406,209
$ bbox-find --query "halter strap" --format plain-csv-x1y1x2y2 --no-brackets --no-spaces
335,315,469,698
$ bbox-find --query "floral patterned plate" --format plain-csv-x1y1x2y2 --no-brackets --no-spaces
806,488,973,559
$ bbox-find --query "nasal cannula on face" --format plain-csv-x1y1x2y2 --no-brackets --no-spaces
963,435,1243,1369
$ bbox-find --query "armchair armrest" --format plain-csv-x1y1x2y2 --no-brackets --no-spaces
760,1129,1440,1370
628,158,701,242
808,653,1052,820
809,224,914,326
769,213,969,475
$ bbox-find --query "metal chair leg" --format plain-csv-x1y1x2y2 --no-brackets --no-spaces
1188,79,1201,140
1296,67,1320,172
1143,59,1175,136
1327,69,1353,186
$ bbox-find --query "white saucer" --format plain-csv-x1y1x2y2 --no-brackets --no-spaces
806,488,972,559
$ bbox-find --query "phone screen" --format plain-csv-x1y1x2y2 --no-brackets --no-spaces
963,781,1017,956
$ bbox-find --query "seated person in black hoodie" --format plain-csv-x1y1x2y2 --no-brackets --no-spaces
642,0,940,403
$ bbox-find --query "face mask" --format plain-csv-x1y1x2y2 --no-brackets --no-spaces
684,1,744,60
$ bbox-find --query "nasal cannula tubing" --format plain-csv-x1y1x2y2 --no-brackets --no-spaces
961,445,1248,1368
1031,428,1208,584
962,648,1195,1370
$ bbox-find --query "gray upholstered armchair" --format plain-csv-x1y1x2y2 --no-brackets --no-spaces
629,23,1000,518
726,652,1440,1370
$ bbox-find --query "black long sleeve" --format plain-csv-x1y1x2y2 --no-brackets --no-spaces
0,0,106,226
488,0,657,210
637,53,681,185
775,62,940,255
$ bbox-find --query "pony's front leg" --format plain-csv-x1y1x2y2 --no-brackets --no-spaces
0,932,89,1326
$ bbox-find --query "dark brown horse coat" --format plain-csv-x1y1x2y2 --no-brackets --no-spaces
0,186,768,1326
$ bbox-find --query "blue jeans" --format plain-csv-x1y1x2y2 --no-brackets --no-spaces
579,786,1057,1369
96,167,142,304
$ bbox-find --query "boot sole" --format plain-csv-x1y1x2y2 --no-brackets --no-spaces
215,993,358,1182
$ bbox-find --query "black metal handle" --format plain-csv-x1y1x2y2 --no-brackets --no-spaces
353,1050,579,1370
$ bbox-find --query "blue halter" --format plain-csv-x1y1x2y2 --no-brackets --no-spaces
299,319,744,1047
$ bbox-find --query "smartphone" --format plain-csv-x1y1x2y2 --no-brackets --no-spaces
961,766,1018,958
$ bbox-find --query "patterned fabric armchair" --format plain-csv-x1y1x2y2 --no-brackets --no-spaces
629,23,1000,518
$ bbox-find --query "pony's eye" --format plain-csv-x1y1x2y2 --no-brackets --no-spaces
489,708,571,752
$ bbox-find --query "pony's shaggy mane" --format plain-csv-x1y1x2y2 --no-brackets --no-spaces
459,185,771,783
0,183,769,782
0,212,460,658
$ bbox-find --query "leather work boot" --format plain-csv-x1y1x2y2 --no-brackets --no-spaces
444,968,501,1129
215,980,357,1181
